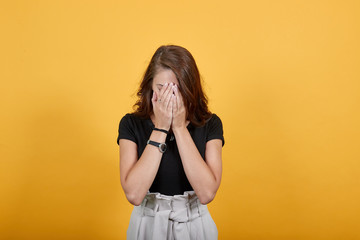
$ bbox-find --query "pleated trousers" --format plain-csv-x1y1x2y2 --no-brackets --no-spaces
126,191,218,240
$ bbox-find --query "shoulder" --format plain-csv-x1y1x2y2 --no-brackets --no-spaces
118,113,136,131
117,113,148,144
119,112,151,133
120,112,145,125
119,113,133,126
121,112,137,121
204,113,225,146
205,113,223,127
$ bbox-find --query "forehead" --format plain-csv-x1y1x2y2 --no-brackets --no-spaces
153,68,178,85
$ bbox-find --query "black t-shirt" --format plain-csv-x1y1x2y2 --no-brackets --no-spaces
116,113,225,196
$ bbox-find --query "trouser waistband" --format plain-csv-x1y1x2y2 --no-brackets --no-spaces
139,191,208,222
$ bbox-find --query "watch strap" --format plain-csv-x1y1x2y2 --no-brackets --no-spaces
147,139,166,153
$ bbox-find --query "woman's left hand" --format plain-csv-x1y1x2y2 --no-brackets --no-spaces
171,84,188,131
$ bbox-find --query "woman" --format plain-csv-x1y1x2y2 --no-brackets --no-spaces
117,45,225,240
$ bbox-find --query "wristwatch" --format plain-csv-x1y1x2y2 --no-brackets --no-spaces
147,140,167,153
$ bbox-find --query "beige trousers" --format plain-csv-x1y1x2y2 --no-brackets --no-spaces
126,191,218,240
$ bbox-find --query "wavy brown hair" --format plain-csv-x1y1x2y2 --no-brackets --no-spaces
133,45,212,127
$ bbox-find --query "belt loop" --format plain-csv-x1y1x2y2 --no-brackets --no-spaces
170,198,173,210
140,198,147,216
186,202,191,220
186,201,192,234
154,203,159,212
196,198,203,216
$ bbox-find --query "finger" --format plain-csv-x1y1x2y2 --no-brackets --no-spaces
163,83,174,108
171,94,179,112
159,82,170,104
152,91,158,107
151,91,155,104
179,91,184,108
172,86,178,112
169,95,174,113
174,85,181,109
169,93,176,112
158,82,169,101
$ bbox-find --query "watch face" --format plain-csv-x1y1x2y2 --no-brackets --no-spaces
159,143,167,152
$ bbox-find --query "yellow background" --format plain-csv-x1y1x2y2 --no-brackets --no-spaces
1,0,359,239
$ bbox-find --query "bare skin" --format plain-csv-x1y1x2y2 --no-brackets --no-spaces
119,68,223,205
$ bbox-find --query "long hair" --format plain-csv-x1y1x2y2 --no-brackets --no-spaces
133,45,212,127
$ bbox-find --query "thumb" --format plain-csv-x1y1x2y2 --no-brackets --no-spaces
170,96,174,111
152,91,157,102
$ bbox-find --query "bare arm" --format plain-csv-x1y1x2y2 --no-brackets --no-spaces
173,128,223,204
119,130,166,206
171,84,223,204
119,83,174,205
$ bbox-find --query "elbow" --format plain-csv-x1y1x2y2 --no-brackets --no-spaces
121,181,146,206
124,191,145,206
128,197,143,206
198,191,216,205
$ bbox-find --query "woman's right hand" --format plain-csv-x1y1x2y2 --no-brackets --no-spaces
151,82,174,131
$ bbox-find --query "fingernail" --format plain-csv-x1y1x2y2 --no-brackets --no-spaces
165,83,168,86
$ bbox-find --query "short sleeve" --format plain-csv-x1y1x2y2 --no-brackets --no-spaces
206,114,225,146
116,114,137,145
